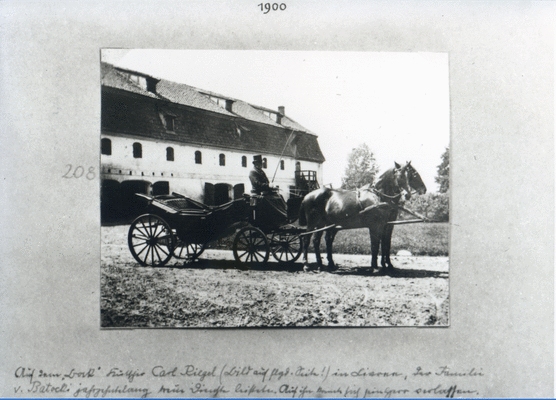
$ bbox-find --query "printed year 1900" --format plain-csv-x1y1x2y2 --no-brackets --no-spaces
258,3,286,13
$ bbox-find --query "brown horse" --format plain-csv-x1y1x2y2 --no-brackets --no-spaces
298,162,426,272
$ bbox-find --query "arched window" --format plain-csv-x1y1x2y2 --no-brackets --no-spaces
262,158,267,169
166,147,174,161
242,156,247,167
133,142,142,158
280,160,285,170
101,138,111,155
219,153,226,166
195,151,202,164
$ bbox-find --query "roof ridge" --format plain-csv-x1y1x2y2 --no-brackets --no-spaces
101,62,313,133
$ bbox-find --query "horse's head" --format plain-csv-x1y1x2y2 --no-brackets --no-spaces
394,162,412,200
393,161,427,201
373,162,426,202
404,161,427,195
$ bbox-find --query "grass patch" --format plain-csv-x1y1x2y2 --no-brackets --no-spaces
330,222,449,256
210,223,449,257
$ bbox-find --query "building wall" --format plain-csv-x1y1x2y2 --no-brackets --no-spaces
100,133,323,203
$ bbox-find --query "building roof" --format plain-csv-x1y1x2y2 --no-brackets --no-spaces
156,79,236,117
101,63,162,100
100,62,325,163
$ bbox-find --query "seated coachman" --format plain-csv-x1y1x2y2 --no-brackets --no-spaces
249,154,271,194
248,155,288,228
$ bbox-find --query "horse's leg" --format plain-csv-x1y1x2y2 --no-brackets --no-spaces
313,231,324,269
302,232,313,272
369,228,380,271
381,224,395,269
381,208,398,269
325,229,337,270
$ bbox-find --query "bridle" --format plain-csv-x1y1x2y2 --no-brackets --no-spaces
358,167,410,205
405,165,426,196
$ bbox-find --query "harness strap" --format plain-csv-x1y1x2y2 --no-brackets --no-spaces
370,186,402,204
355,189,364,211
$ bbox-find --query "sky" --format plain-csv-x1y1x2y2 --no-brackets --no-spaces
102,49,449,192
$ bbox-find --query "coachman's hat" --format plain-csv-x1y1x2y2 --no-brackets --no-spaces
253,155,263,164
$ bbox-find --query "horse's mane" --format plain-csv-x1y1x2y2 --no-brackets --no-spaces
373,167,396,190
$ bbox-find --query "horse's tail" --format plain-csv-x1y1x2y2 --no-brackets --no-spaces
298,200,307,226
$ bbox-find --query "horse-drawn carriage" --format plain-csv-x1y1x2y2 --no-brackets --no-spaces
127,190,305,268
127,161,428,271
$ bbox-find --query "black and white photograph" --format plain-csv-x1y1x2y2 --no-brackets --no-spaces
1,1,553,398
100,50,449,328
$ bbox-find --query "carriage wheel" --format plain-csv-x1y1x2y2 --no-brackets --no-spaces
270,233,302,263
173,241,205,261
233,226,270,267
128,214,175,267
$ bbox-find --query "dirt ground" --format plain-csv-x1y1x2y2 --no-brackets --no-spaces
101,225,449,328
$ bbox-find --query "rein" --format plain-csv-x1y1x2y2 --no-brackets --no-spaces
370,187,403,203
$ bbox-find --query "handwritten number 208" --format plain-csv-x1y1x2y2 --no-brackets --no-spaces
258,3,286,13
63,165,95,180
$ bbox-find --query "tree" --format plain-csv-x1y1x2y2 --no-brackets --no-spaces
406,192,449,222
435,147,449,193
341,143,380,190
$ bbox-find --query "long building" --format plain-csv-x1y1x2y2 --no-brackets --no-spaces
100,62,325,222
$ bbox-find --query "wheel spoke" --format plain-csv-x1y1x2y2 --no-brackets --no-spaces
149,217,158,237
152,245,161,263
132,233,149,241
154,243,169,257
142,245,152,264
145,217,153,236
134,224,150,237
287,248,295,260
147,216,153,236
175,246,184,257
139,221,150,238
154,226,166,238
135,243,149,256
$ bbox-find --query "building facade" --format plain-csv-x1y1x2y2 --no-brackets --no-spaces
100,62,325,222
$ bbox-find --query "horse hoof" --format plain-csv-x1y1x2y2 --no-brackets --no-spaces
375,268,386,275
